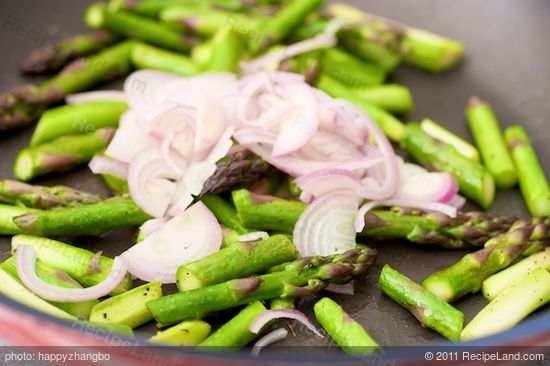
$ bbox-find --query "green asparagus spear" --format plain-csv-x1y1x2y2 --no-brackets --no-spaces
0,256,99,320
20,31,119,75
201,195,248,235
465,97,517,189
90,282,162,328
379,265,464,341
232,189,517,249
13,197,151,237
201,151,272,196
101,174,129,196
14,128,116,182
505,125,550,217
0,40,136,131
176,234,299,291
149,320,211,346
0,267,75,320
362,208,516,249
316,74,407,142
351,84,414,115
314,297,380,356
420,118,480,162
147,246,377,325
0,180,102,209
232,189,305,234
160,5,263,38
198,301,267,349
30,101,127,146
423,218,550,302
11,235,133,294
111,0,267,17
330,3,464,73
0,205,36,235
462,268,550,340
205,29,245,73
131,43,199,76
86,3,190,52
403,123,495,208
319,48,386,88
220,226,242,248
482,248,550,301
337,30,401,73
109,0,193,17
258,0,325,51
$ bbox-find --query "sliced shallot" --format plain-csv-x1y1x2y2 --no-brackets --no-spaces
396,173,459,203
88,156,129,180
250,309,323,338
16,245,128,302
66,90,126,104
122,202,222,283
239,231,269,242
296,169,362,203
251,328,289,357
293,191,359,256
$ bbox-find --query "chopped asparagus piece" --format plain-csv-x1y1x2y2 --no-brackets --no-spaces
131,43,199,76
197,301,267,349
176,234,299,291
85,3,190,52
482,248,550,301
0,180,102,209
148,246,377,325
462,268,550,340
149,320,211,346
420,118,480,162
31,101,127,146
314,297,380,355
465,97,518,189
0,267,75,320
379,265,464,341
14,128,115,181
11,235,132,294
20,31,119,75
90,282,162,328
1,256,98,320
13,197,151,237
404,123,495,208
423,218,550,302
505,125,550,217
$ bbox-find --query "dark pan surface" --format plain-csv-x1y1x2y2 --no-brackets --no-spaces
1,0,550,350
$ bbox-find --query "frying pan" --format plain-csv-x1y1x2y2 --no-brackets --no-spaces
1,0,550,363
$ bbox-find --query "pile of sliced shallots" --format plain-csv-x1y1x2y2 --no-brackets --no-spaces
86,70,462,284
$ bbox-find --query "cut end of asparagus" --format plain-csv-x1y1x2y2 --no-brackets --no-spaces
420,118,480,162
176,268,203,292
493,168,519,190
85,3,108,29
531,196,550,218
13,150,35,182
462,268,550,341
422,278,454,302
